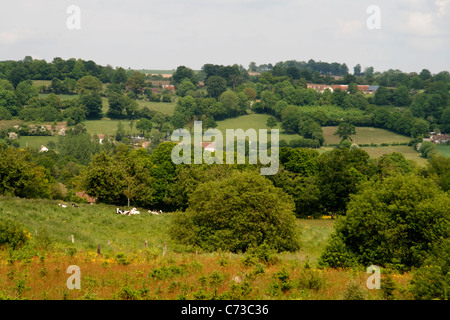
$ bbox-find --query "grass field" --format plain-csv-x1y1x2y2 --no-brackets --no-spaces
360,145,428,166
38,94,77,101
83,120,133,136
0,197,414,300
136,100,176,115
215,113,303,142
18,136,58,149
32,80,51,88
322,126,412,145
436,144,450,158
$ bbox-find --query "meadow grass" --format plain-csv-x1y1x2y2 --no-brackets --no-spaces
322,126,411,145
215,113,303,142
32,80,51,88
0,120,21,130
0,197,414,300
1,248,412,300
360,145,428,167
38,94,78,101
0,197,173,253
136,100,176,115
436,144,450,158
18,136,58,149
83,119,133,136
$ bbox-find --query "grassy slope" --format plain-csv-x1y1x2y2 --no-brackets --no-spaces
0,198,415,300
0,197,173,254
436,144,450,158
0,197,331,259
322,126,411,145
215,113,303,142
361,145,428,166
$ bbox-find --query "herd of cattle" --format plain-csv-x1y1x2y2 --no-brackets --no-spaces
58,202,162,216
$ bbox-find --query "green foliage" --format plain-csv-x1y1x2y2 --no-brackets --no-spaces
334,122,356,142
319,174,450,269
0,217,30,250
206,76,227,99
76,75,103,95
170,170,301,253
409,238,450,300
0,147,50,198
341,280,367,300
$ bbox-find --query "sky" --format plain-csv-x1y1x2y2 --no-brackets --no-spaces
0,0,449,74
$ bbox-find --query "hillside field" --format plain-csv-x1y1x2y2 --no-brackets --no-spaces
0,197,413,300
322,126,411,145
215,113,303,143
436,144,450,158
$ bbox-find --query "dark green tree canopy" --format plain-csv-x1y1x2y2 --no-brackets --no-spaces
170,170,301,253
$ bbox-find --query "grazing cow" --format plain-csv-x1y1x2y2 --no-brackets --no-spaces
130,207,140,215
116,208,123,214
148,210,160,215
71,204,79,208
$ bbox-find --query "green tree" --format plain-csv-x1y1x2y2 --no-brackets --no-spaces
136,118,153,135
172,66,196,84
76,75,103,95
80,93,103,120
107,92,137,119
317,148,371,215
207,76,227,99
410,238,450,300
281,105,302,134
410,118,430,138
170,170,301,253
334,122,356,142
126,71,146,94
0,147,50,198
266,116,277,129
80,151,126,204
177,78,197,97
392,86,411,106
15,80,38,105
58,132,100,166
318,174,450,269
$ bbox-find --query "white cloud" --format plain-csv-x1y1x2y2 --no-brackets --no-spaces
406,12,441,36
435,0,450,16
0,29,37,44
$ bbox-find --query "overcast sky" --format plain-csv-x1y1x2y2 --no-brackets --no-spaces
1,0,449,73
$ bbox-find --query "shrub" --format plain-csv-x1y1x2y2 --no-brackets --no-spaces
409,239,450,300
341,280,367,300
0,217,30,250
170,170,301,253
297,269,327,291
318,174,450,269
242,243,280,265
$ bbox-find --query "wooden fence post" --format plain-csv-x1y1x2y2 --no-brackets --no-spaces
97,244,101,255
163,243,167,257
71,234,74,243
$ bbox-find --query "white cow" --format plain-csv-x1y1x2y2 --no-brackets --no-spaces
130,207,140,215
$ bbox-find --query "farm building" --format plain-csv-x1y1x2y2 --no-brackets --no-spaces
429,133,450,144
307,83,379,94
201,142,216,152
